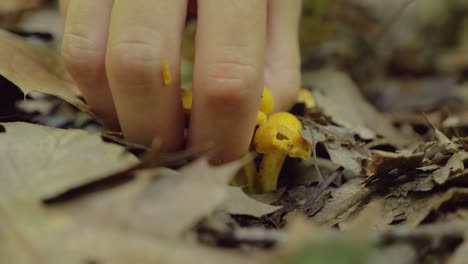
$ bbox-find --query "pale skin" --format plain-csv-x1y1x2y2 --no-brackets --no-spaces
59,0,302,163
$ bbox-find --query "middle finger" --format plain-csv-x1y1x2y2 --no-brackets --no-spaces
106,0,187,150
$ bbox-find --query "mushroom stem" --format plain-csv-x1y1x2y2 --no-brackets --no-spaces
257,152,287,192
244,159,257,193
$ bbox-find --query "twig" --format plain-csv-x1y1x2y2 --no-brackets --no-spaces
302,166,344,211
373,0,417,45
310,124,325,182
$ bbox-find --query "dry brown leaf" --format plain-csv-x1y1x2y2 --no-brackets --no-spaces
2,204,264,264
339,198,398,232
311,178,364,224
0,134,266,263
303,69,418,147
303,123,371,175
0,0,44,13
433,152,468,185
46,158,280,240
448,234,468,264
220,187,281,217
420,188,468,224
364,150,425,180
0,122,138,200
0,29,91,115
43,226,264,264
47,159,244,240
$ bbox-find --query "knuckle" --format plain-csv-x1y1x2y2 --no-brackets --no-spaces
203,60,261,108
62,30,103,75
107,39,161,80
269,69,301,110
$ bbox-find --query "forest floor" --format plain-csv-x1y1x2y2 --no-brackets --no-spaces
1,1,468,263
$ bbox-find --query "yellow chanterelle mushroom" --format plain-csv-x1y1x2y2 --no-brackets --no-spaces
296,88,316,109
256,85,274,126
253,112,312,192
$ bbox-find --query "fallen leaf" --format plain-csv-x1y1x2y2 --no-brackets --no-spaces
0,122,138,200
220,187,281,217
303,122,371,175
47,159,244,240
0,29,91,115
0,142,265,264
339,198,397,231
311,178,364,224
420,188,468,224
0,0,44,13
303,69,416,146
364,150,425,181
433,152,468,185
448,234,468,264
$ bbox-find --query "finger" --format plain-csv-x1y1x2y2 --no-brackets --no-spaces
265,0,302,111
190,0,267,163
61,0,118,127
106,0,187,150
59,0,70,17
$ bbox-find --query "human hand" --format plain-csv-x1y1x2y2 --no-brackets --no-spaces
60,0,302,163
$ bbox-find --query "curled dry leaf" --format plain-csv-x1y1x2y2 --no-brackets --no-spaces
364,150,425,181
433,152,468,185
303,122,371,176
0,29,92,116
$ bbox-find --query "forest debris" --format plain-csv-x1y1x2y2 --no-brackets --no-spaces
374,222,466,263
41,226,264,264
0,122,138,200
220,187,281,217
338,197,401,232
302,167,344,211
46,159,247,240
303,69,416,147
433,152,468,185
0,149,268,263
420,188,468,224
303,122,371,176
448,235,468,264
311,178,372,225
364,150,425,180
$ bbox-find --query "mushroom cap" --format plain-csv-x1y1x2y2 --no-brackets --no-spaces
181,89,192,113
259,85,274,114
297,88,316,108
253,112,312,160
256,111,267,126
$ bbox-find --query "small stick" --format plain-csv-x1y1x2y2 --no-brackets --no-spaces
310,124,325,182
302,166,344,211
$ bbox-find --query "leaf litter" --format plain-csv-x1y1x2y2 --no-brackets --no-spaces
2,1,468,263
